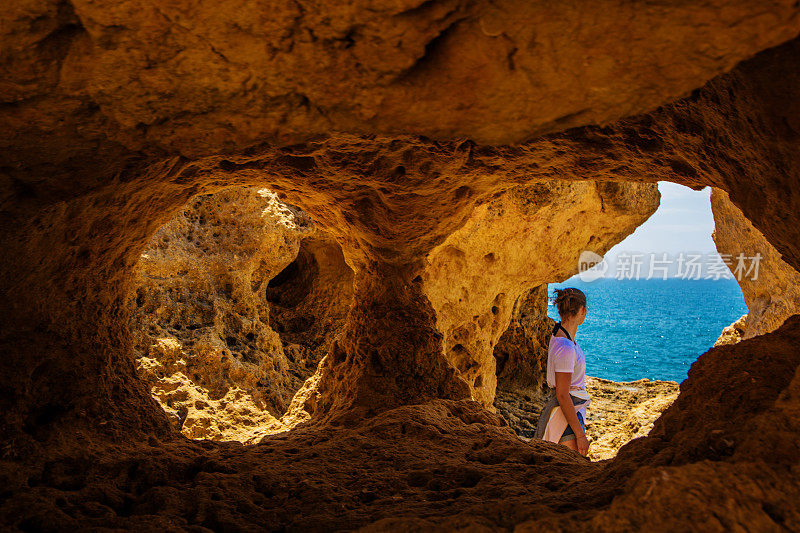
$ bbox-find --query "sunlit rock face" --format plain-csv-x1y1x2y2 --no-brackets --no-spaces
424,180,659,407
710,187,800,345
131,187,312,441
715,314,748,346
132,186,355,441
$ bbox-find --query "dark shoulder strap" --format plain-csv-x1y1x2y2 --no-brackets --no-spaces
552,321,574,343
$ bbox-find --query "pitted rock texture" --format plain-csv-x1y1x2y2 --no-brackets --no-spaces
715,314,748,346
493,284,554,400
710,187,800,345
424,180,659,407
132,187,313,441
266,232,355,388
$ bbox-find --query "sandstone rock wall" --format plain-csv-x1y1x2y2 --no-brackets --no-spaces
266,233,355,390
132,186,355,442
710,187,800,345
3,0,797,166
494,284,553,398
132,187,311,441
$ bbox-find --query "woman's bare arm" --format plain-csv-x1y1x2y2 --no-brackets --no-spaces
555,371,589,456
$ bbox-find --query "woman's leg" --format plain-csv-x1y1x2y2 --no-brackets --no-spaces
558,411,584,451
560,438,578,451
559,426,578,450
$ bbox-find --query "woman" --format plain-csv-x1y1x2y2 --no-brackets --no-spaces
534,287,590,456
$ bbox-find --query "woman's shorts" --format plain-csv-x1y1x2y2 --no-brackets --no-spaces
558,411,586,443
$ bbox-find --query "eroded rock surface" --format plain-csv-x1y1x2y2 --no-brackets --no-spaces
3,0,798,164
1,316,795,531
266,232,355,389
132,187,312,441
711,187,800,345
6,35,800,440
715,314,748,346
132,186,356,442
494,285,554,401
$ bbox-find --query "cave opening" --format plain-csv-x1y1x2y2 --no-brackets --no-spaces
490,180,799,461
4,15,800,529
266,248,315,310
130,186,355,443
123,172,796,471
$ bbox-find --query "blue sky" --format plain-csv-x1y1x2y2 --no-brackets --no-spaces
572,181,734,280
611,181,716,255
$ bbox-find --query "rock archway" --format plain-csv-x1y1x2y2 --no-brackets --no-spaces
424,179,659,407
3,2,800,529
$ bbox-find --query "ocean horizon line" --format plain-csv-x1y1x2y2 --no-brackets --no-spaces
561,276,742,282
548,276,747,383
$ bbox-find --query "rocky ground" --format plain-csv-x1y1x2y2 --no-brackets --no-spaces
3,314,799,531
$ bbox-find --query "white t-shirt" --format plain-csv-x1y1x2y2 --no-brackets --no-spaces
547,335,586,390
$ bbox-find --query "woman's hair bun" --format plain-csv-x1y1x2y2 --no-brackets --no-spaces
551,287,587,318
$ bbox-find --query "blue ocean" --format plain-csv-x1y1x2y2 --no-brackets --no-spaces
547,278,749,384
